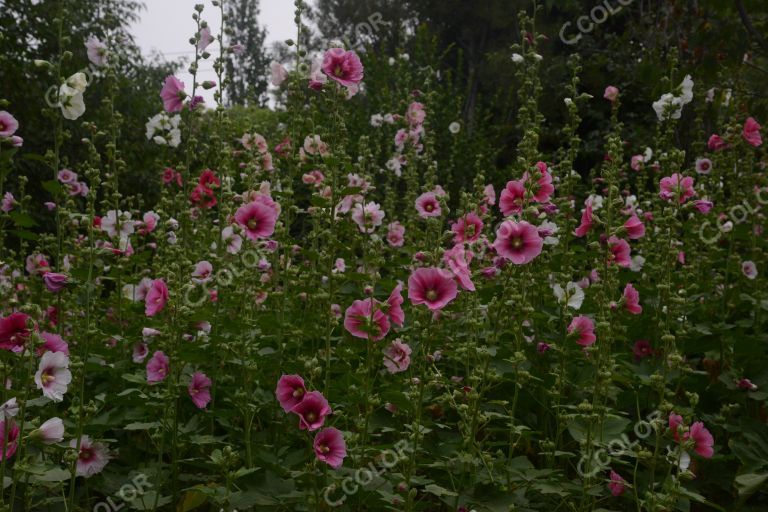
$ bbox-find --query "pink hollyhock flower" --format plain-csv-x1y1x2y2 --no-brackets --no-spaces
351,202,385,233
270,61,288,86
197,26,215,52
32,417,64,444
686,421,714,458
499,180,525,216
707,134,728,152
0,420,19,460
659,173,695,204
574,204,594,237
383,339,412,374
743,117,762,147
57,168,77,184
145,279,169,317
160,75,186,113
0,312,31,352
493,220,543,265
524,162,555,203
344,298,390,341
608,470,626,496
146,351,169,383
221,226,242,255
632,339,653,361
624,215,645,240
43,272,68,293
630,154,644,171
738,378,758,391
607,236,631,268
192,261,213,283
444,245,475,291
483,184,496,205
415,192,442,218
408,267,458,311
1,192,15,213
276,375,307,413
406,102,426,126
291,390,331,431
0,398,18,419
537,342,551,354
26,253,51,275
132,342,149,363
140,211,159,234
71,435,109,477
669,413,684,440
85,35,108,66
188,371,212,409
742,260,758,280
568,315,596,346
386,221,405,247
314,427,347,469
38,332,69,356
321,48,364,87
604,86,619,102
386,283,405,327
678,251,686,265
34,351,71,402
235,200,279,241
0,111,19,137
695,157,712,175
694,199,713,214
623,283,642,314
451,213,483,244
10,136,22,147
162,167,182,187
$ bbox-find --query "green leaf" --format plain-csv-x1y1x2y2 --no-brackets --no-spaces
735,472,768,497
9,211,36,228
124,421,161,431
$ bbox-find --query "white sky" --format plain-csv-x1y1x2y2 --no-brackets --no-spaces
131,0,301,105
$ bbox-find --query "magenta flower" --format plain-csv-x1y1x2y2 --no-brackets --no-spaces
386,283,405,327
160,75,186,113
524,162,555,203
383,339,412,374
276,375,307,413
188,371,212,409
493,220,543,265
321,48,364,87
659,173,695,204
291,390,331,431
1,192,15,213
687,421,714,458
415,192,442,218
708,134,727,151
607,236,631,268
568,315,596,346
146,351,170,383
623,215,645,240
607,470,626,496
0,111,19,138
499,180,525,216
344,298,390,341
444,244,475,291
0,420,19,461
43,272,68,293
622,283,642,315
694,199,713,214
314,427,347,469
574,204,594,237
632,339,654,361
743,117,762,147
0,312,31,352
235,200,279,241
38,332,69,356
34,351,72,402
144,279,169,317
70,435,110,477
451,213,483,244
386,221,405,247
408,267,458,311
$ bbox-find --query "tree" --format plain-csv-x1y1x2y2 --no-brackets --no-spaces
225,0,269,106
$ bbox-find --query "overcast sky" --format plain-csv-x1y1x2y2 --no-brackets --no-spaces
131,0,301,105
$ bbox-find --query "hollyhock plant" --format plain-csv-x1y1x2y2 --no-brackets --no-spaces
351,202,385,233
0,312,31,352
276,375,307,413
344,298,390,341
632,340,654,361
385,283,405,327
34,351,72,402
145,279,169,317
568,315,596,346
451,213,483,244
574,203,594,237
0,420,19,460
687,422,714,458
524,162,555,203
321,48,364,87
160,75,186,113
623,215,645,240
314,427,347,469
38,332,69,355
0,111,19,137
197,26,215,52
71,436,110,477
707,134,728,152
608,470,626,496
386,221,405,247
741,261,757,280
235,199,279,240
444,245,475,291
608,237,631,268
623,283,642,314
1,192,15,213
85,35,108,66
383,339,412,374
604,86,619,102
188,372,212,409
695,157,712,175
493,220,544,264
291,390,331,431
146,351,170,383
415,192,442,218
499,180,525,216
742,117,762,147
43,272,68,293
408,267,459,311
31,417,65,444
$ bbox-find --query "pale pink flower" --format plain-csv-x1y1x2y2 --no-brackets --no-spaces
71,435,109,477
85,35,108,66
32,417,64,444
408,267,458,311
483,184,496,206
695,157,712,175
146,351,169,383
603,86,619,102
43,272,68,293
383,339,411,374
291,390,331,431
415,192,442,218
144,279,169,317
188,371,212,409
276,375,307,413
132,342,149,363
221,226,242,254
1,192,15,213
351,202,385,233
743,117,762,147
321,48,364,87
270,61,288,86
38,332,69,356
623,283,642,314
197,26,215,52
0,111,19,137
630,154,644,171
314,427,347,468
192,261,213,283
160,76,186,113
386,221,405,247
444,245,475,291
493,220,543,265
406,102,426,126
34,351,72,402
742,260,758,280
568,315,596,346
344,298,390,341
